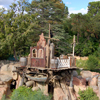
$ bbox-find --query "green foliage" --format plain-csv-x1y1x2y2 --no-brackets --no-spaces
0,0,32,59
0,0,70,59
87,55,99,70
88,1,100,16
94,46,100,59
1,0,100,59
76,47,100,69
65,2,100,57
1,95,7,100
78,87,99,100
10,86,51,100
76,59,88,69
75,39,98,56
26,0,70,56
26,0,68,36
51,24,72,56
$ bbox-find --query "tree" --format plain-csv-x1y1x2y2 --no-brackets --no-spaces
50,24,72,55
70,13,85,43
26,0,68,34
26,0,70,55
0,0,70,59
92,13,100,40
0,0,33,59
64,12,99,56
88,1,100,16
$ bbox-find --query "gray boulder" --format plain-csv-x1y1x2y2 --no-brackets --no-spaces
80,71,92,78
73,70,78,77
0,74,13,83
1,64,9,72
25,81,34,87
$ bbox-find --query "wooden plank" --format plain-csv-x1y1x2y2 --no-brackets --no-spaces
72,35,75,57
44,36,59,41
27,66,77,71
44,24,59,68
47,24,50,68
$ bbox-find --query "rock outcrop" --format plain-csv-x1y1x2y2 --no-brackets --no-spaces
0,60,100,100
74,70,100,99
0,61,19,99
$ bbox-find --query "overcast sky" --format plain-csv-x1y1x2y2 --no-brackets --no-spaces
0,0,100,14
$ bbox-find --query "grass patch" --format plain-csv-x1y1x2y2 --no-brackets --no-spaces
78,87,99,100
76,55,100,70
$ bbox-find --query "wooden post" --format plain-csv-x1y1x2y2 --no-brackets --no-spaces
70,70,73,87
47,24,51,68
73,35,75,57
71,35,76,66
44,24,59,68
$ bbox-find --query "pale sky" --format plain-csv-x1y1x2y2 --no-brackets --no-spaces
63,0,100,14
0,0,100,14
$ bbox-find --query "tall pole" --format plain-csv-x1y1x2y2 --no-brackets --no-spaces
47,24,51,68
73,35,75,57
44,24,59,68
49,24,50,39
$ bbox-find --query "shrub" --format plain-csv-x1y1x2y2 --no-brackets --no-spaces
10,86,51,100
87,55,99,70
78,87,99,100
94,46,100,59
76,59,88,69
1,95,7,100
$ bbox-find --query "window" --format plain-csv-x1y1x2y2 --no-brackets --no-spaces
32,49,37,58
38,49,43,58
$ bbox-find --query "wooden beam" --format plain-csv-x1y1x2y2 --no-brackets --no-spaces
73,35,75,57
44,36,59,41
49,24,50,38
44,24,59,68
47,24,51,68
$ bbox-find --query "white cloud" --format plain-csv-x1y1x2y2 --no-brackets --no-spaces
89,0,100,1
94,0,100,1
0,5,3,8
69,7,88,15
0,5,7,10
66,2,71,4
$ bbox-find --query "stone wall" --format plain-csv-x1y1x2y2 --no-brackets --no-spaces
0,60,20,99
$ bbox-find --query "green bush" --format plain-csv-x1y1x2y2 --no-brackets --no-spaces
87,55,99,70
78,87,99,100
76,59,88,69
1,95,7,100
94,46,100,59
10,86,51,100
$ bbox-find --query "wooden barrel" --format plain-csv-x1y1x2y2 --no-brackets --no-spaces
50,59,58,69
20,57,27,67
